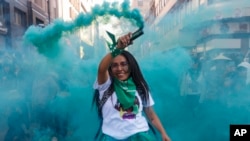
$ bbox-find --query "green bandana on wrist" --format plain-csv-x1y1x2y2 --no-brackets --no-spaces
107,41,123,58
106,31,124,58
114,77,138,113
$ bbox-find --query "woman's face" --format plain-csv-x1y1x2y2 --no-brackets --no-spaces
110,55,130,81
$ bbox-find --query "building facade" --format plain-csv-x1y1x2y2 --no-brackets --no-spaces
146,0,250,61
131,0,151,19
0,0,95,59
0,0,57,49
56,0,94,59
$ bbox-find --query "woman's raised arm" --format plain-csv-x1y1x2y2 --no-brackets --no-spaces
97,33,132,84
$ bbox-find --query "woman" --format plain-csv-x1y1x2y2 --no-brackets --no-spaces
94,33,171,141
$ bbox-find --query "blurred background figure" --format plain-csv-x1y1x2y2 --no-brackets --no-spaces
233,62,250,95
50,90,71,141
181,56,205,116
4,91,30,141
31,73,59,140
202,53,233,103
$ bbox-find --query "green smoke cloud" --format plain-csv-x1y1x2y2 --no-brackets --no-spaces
23,0,144,57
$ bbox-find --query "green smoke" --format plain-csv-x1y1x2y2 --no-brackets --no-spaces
23,0,144,58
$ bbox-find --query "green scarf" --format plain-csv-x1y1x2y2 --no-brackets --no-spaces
114,77,138,113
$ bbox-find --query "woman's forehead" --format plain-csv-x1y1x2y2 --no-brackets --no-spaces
112,55,127,63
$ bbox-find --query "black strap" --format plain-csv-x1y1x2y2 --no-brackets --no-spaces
94,86,113,140
98,86,113,110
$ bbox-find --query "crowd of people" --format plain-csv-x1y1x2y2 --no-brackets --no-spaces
0,42,249,141
180,51,250,117
0,49,73,141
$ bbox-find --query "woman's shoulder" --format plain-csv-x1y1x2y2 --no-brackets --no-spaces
93,77,112,91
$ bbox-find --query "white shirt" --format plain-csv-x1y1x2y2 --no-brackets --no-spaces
93,77,155,140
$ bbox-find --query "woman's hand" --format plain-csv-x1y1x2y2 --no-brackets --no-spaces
144,107,171,141
117,32,132,49
162,134,171,141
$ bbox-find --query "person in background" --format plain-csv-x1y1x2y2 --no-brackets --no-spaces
4,99,30,141
93,33,171,141
181,57,205,115
31,73,59,140
233,65,249,94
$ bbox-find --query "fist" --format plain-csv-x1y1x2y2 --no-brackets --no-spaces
117,33,132,49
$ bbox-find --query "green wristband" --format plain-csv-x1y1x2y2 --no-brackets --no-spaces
107,41,123,58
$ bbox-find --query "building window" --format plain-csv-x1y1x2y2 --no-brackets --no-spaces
70,7,76,19
0,4,3,20
239,23,248,32
36,18,44,25
14,8,26,26
54,7,57,18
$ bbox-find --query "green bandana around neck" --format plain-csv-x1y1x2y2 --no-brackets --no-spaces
114,77,138,113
